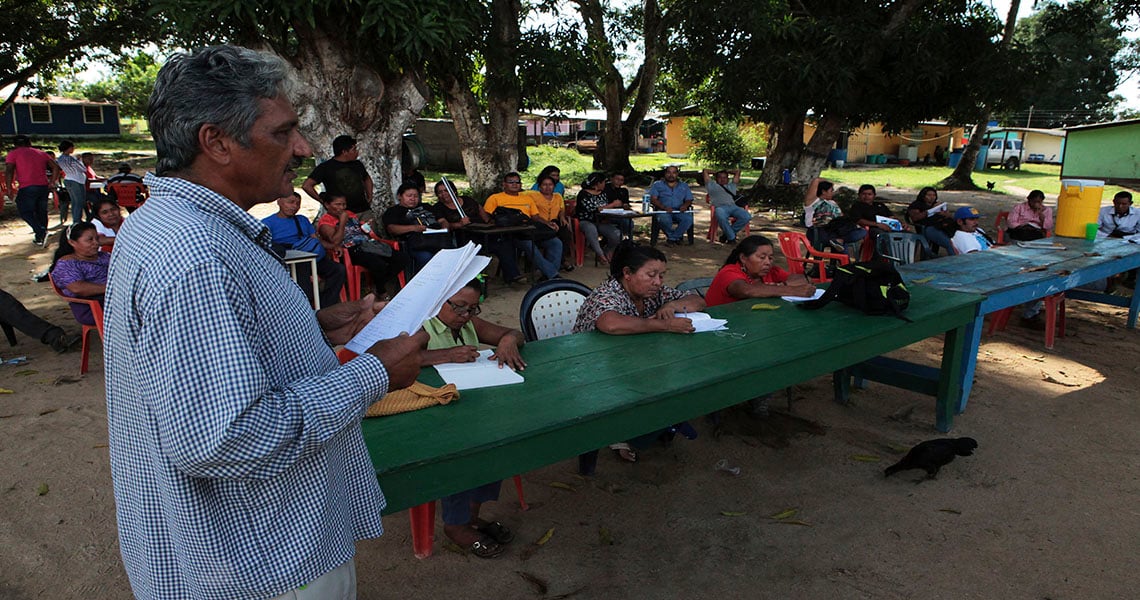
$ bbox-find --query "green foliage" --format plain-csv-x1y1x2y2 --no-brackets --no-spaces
1000,0,1132,128
739,124,768,159
684,117,748,168
154,0,478,72
667,1,1018,131
61,52,160,118
0,0,164,105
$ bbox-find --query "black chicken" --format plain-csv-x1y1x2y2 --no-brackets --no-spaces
884,437,977,479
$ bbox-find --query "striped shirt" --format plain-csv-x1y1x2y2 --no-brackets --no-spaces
57,153,87,184
104,173,390,599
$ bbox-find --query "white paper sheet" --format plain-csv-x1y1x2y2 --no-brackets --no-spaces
781,288,826,302
345,242,490,354
675,312,728,332
927,203,948,217
432,349,524,390
600,208,639,217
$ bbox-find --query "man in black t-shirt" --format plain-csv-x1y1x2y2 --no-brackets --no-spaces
302,135,374,214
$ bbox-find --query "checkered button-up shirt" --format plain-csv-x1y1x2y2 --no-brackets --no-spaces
105,174,390,599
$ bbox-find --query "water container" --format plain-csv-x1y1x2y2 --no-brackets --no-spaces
781,169,791,184
642,194,651,213
1055,179,1104,238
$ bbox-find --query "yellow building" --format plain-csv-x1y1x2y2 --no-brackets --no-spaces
804,121,965,164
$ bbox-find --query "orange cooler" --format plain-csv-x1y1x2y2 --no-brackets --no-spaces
1054,179,1104,238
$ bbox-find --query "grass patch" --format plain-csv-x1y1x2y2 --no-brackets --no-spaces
820,162,1135,198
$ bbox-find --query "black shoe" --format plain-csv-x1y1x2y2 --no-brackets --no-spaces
49,332,82,354
718,233,727,244
33,237,45,247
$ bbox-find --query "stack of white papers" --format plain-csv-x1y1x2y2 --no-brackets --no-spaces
927,203,948,217
346,242,490,354
433,349,524,390
782,288,825,302
600,208,638,216
676,312,728,332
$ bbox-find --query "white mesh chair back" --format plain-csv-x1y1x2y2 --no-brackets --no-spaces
519,279,593,341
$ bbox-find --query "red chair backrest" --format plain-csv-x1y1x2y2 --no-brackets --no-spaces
48,274,106,338
106,182,146,209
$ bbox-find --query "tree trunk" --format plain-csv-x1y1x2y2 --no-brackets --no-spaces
794,113,844,182
277,28,430,211
939,0,1019,190
941,117,987,190
758,114,805,186
439,0,521,198
576,0,664,175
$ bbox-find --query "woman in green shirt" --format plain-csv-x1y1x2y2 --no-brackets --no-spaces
420,279,526,557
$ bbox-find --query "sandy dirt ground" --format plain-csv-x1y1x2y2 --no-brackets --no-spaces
1,179,1138,599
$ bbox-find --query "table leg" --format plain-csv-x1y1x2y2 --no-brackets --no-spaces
936,323,966,433
1129,268,1140,329
955,313,984,414
307,258,321,310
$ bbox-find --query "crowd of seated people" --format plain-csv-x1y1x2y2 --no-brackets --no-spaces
382,182,452,271
316,192,408,298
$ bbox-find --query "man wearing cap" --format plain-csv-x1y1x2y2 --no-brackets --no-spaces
951,206,992,254
4,134,61,245
302,134,374,216
1096,191,1138,238
107,162,146,186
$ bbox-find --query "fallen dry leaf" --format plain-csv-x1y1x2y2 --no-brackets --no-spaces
1040,372,1079,387
52,376,82,386
516,571,548,595
720,511,747,517
36,483,49,496
938,508,962,515
851,454,881,462
769,508,798,520
548,481,575,491
777,519,813,527
1022,354,1046,362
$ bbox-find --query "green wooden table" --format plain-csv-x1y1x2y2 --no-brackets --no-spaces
361,284,980,519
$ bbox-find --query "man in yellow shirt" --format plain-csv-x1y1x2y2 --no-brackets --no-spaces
483,172,562,280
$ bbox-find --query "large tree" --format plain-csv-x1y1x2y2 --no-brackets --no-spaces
432,0,523,198
668,0,1016,186
0,0,163,113
999,0,1135,129
535,0,668,174
62,51,161,119
156,0,476,209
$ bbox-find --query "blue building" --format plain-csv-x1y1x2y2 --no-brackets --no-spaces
1,96,121,138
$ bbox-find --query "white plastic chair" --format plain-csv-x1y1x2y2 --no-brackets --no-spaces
518,279,593,341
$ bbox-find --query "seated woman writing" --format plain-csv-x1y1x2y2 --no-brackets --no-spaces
383,183,451,271
572,242,705,466
316,192,408,298
50,222,109,326
705,235,817,307
421,280,526,558
92,198,125,248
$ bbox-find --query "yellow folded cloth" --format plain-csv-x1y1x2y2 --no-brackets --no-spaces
365,381,460,417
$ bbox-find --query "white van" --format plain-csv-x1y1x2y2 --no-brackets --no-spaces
985,138,1022,169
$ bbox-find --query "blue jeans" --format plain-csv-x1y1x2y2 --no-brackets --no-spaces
655,211,694,241
16,185,49,240
522,237,562,279
920,225,956,256
714,205,751,241
63,180,86,223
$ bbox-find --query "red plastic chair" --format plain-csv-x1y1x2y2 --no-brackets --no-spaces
706,206,752,242
336,348,528,559
105,181,148,212
994,211,1010,245
987,293,1066,349
48,274,105,374
776,231,850,283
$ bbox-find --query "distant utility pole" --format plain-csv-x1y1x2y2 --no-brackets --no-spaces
1027,105,1034,128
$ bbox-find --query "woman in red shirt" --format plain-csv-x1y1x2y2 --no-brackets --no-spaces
705,235,816,307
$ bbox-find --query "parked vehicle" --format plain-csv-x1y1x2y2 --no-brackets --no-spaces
567,131,599,154
984,138,1022,169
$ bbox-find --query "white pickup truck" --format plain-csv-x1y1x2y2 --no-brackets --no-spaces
985,138,1022,169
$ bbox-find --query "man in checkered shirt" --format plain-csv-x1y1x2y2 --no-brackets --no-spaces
103,45,425,599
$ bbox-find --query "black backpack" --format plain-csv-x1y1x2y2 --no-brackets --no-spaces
798,260,912,321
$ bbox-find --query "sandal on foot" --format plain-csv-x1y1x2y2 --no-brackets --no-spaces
609,442,638,463
477,521,515,544
469,537,505,559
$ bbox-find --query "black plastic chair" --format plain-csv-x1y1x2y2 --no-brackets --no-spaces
875,232,932,265
675,277,714,298
518,278,593,342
